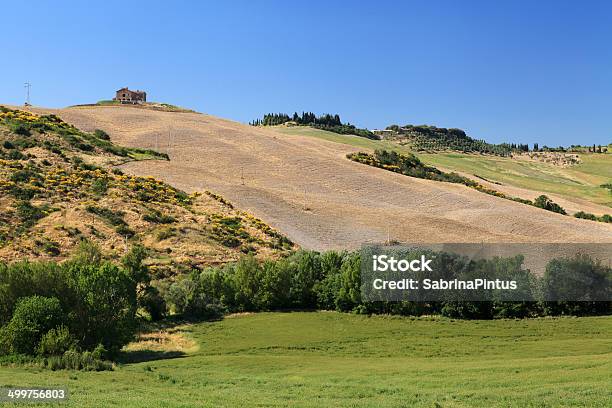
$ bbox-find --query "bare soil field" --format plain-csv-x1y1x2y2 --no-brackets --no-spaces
30,105,612,250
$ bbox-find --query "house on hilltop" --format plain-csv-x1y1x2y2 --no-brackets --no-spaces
113,87,147,104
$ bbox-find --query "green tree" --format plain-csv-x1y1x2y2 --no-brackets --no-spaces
0,296,64,355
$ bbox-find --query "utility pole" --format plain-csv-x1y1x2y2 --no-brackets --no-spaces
241,167,245,185
168,126,171,152
24,82,31,106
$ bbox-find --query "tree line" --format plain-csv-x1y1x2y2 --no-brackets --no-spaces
2,242,609,370
162,250,610,320
250,112,378,140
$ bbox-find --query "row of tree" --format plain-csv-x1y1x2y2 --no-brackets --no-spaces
2,243,609,369
251,112,344,127
383,125,610,154
161,250,610,320
250,112,378,140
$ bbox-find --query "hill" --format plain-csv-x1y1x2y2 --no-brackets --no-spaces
1,312,610,407
420,151,612,213
0,106,293,273
377,124,516,155
277,125,612,216
26,105,612,250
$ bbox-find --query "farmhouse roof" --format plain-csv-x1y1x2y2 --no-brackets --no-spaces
116,87,146,94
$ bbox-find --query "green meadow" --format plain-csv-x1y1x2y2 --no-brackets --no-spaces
274,126,612,208
1,313,610,407
273,125,414,154
420,152,612,207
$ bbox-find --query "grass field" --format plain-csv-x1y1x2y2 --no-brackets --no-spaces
420,152,612,208
274,126,612,208
272,125,414,154
1,313,610,407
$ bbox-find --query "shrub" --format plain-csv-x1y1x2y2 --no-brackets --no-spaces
574,211,612,223
93,129,110,140
574,211,597,221
37,325,76,356
115,224,135,238
11,124,31,136
2,140,14,149
85,205,125,226
7,150,25,160
534,195,567,215
46,350,112,371
85,205,134,237
41,239,61,256
16,201,48,231
70,239,103,266
143,209,176,224
90,178,108,196
1,296,64,355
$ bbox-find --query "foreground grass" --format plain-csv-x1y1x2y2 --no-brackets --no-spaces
0,313,610,407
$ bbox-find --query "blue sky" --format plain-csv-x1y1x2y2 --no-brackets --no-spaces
1,0,610,146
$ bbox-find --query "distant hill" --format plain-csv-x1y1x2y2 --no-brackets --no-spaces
376,124,520,156
0,106,292,274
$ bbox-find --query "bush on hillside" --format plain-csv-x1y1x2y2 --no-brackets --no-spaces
93,129,110,140
534,195,567,215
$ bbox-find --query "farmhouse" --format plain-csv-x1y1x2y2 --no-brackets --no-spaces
113,87,147,104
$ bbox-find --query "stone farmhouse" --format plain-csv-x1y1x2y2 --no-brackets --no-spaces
113,87,147,104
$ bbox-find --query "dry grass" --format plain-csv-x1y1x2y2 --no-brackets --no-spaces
124,325,198,354
0,107,293,271
28,105,612,250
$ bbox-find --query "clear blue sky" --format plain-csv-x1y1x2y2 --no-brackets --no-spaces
1,0,610,146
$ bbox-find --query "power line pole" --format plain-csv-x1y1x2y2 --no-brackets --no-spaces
24,82,31,106
168,126,171,152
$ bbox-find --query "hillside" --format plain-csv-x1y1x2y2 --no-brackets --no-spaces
276,125,612,216
376,124,514,155
0,106,293,273
26,105,612,250
420,151,612,213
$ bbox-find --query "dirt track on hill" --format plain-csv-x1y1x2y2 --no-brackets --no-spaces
32,105,612,250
